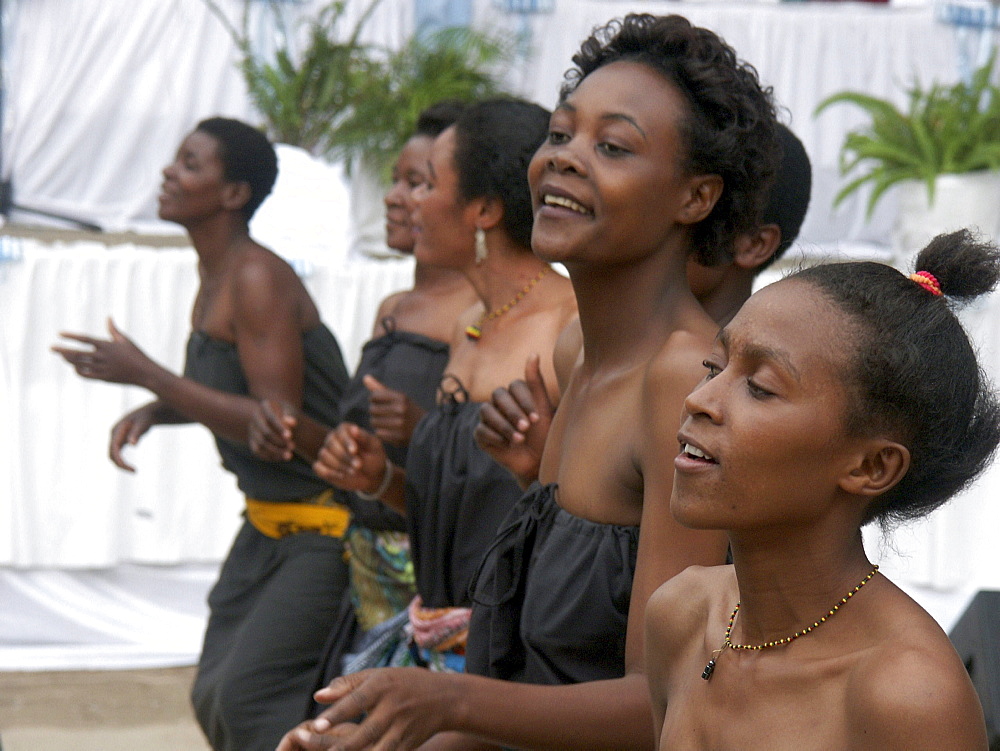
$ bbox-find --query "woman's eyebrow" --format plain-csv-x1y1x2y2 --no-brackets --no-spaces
555,102,647,140
599,113,646,139
719,329,801,382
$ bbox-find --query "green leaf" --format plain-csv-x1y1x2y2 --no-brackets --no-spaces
815,51,1000,217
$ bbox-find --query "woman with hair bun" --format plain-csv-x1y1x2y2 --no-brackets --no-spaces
650,228,999,749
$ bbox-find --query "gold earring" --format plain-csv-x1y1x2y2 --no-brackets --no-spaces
475,227,488,265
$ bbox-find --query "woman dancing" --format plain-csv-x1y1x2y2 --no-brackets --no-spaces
305,98,577,676
53,117,351,751
280,14,778,751
648,229,997,749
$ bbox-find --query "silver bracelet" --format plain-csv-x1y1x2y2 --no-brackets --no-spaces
356,455,394,501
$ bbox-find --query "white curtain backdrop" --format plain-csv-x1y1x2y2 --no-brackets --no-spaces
2,0,997,669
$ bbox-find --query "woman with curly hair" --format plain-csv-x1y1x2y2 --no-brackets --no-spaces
280,14,779,750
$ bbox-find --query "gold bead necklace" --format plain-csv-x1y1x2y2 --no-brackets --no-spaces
701,564,879,680
465,267,550,341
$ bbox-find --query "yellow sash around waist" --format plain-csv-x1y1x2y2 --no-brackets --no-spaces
245,490,350,539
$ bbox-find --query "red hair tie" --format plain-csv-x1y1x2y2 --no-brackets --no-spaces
909,270,942,296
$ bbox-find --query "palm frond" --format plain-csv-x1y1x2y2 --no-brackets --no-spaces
815,50,1000,215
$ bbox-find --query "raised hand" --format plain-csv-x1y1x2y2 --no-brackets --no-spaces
364,374,426,447
473,354,553,487
52,318,158,386
249,399,297,462
314,423,388,495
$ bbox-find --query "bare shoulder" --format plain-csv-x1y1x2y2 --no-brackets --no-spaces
847,604,987,749
647,565,727,640
647,322,714,380
640,326,714,417
371,290,407,335
230,242,315,325
646,564,734,692
377,290,407,318
231,242,301,295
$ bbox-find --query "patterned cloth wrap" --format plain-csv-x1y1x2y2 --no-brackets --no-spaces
342,595,471,675
346,525,416,632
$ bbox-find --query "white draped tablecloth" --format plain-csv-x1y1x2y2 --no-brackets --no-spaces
0,238,414,669
3,0,998,670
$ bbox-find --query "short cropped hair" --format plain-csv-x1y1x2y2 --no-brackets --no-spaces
195,117,278,222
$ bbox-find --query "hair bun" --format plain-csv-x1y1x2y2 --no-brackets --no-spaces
913,229,1000,302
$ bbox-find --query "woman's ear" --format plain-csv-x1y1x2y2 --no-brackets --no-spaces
222,181,252,214
475,196,504,232
732,224,782,272
677,174,724,225
839,439,911,498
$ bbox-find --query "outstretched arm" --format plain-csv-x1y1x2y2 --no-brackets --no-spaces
53,256,313,446
291,668,654,751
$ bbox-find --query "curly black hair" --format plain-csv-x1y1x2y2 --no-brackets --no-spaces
794,229,1000,528
562,14,780,265
195,117,278,222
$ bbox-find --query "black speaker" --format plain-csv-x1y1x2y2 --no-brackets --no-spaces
949,590,1000,750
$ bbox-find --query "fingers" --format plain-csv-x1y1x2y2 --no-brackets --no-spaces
54,331,100,347
107,317,125,342
313,674,371,730
368,387,416,446
277,721,347,751
491,382,536,437
108,415,143,472
363,374,386,393
522,353,553,418
314,424,384,492
52,344,102,379
476,402,523,449
315,426,361,479
250,400,296,461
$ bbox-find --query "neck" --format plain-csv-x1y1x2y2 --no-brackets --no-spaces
698,273,755,328
567,242,709,368
726,528,873,646
464,237,550,313
184,214,252,275
412,261,471,295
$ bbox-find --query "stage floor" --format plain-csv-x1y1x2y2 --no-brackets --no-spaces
0,666,209,751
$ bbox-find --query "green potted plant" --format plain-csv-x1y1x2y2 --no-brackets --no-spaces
203,0,512,178
203,0,383,155
204,0,513,256
815,52,1000,260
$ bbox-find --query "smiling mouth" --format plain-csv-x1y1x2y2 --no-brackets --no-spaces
681,443,717,463
543,194,592,215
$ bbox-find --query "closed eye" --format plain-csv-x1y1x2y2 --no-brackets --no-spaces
747,379,775,399
702,359,721,380
597,142,630,156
